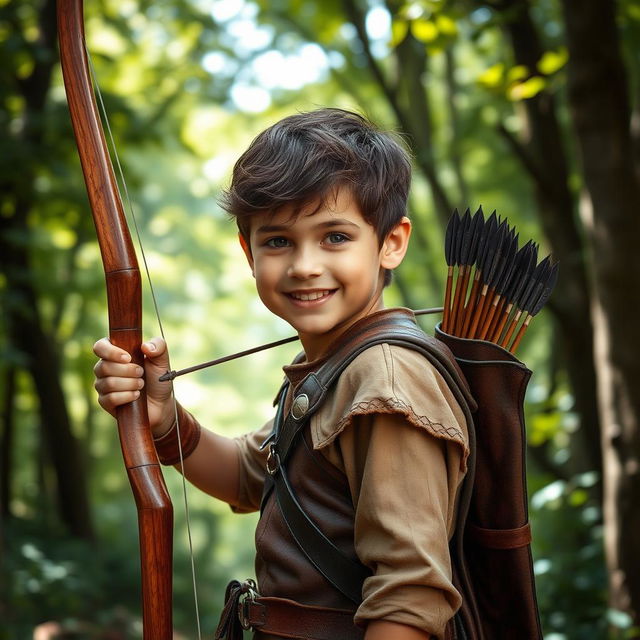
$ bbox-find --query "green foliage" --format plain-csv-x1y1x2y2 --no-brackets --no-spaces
529,472,607,638
2,518,143,639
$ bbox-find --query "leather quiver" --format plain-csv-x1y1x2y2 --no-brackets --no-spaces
436,325,543,640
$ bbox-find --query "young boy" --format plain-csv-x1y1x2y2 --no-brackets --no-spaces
93,109,470,640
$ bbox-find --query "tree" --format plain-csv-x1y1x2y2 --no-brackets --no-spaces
561,0,640,627
0,0,93,540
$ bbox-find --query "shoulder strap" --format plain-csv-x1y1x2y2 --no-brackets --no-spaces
264,310,477,605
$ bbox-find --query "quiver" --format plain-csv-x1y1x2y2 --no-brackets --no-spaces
436,325,543,640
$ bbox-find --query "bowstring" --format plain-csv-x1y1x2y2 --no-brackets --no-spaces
87,49,203,640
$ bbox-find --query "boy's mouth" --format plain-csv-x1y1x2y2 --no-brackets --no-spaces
287,289,335,303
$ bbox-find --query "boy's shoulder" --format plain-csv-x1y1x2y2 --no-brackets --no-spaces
309,342,469,464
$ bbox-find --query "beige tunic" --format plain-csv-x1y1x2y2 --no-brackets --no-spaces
232,342,469,637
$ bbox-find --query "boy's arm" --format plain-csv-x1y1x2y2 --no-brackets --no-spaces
336,411,465,637
365,620,430,639
168,418,241,505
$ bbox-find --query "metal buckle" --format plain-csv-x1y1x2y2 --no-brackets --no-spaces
291,393,309,420
266,443,280,475
238,579,258,630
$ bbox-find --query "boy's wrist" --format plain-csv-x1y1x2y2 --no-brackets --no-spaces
152,404,202,465
152,420,176,440
151,404,176,439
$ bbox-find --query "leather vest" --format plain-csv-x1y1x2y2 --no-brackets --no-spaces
255,423,361,612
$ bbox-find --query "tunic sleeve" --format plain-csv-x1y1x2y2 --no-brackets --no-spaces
230,419,272,513
340,412,462,637
310,343,469,473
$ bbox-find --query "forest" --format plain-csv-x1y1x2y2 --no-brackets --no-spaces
1,0,640,638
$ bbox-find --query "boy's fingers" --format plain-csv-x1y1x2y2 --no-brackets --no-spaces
93,359,144,379
141,338,170,370
93,337,131,363
141,337,166,356
98,390,141,413
94,375,144,395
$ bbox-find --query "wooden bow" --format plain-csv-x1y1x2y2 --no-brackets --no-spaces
57,1,173,636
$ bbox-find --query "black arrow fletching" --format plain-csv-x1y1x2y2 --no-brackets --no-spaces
530,258,559,316
466,207,485,267
459,208,473,266
445,209,459,266
504,240,534,303
441,204,560,346
484,220,508,286
495,232,520,295
453,209,465,267
510,242,538,306
515,255,544,310
472,207,490,273
521,256,552,313
476,211,498,278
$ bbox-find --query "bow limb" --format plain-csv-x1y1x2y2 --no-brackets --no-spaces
57,1,173,637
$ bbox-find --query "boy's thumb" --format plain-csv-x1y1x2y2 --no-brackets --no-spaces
142,338,169,368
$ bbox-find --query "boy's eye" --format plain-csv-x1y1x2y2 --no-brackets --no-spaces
265,237,290,248
326,232,349,245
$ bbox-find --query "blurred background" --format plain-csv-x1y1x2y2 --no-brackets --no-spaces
2,0,639,637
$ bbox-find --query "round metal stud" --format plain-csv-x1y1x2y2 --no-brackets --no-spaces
291,393,310,420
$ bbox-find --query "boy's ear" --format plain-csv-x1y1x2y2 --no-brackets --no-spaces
238,233,255,276
380,216,412,269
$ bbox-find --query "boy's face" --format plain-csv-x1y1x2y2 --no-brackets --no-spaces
240,187,410,360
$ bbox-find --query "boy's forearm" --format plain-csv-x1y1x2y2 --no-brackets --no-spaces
365,620,430,640
173,427,241,505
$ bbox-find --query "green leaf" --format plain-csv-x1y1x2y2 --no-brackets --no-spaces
477,63,505,88
390,19,409,47
508,75,547,100
435,14,458,37
538,48,568,75
506,64,529,83
411,18,438,43
569,488,588,507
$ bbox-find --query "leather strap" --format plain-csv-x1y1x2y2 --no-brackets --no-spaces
215,580,363,640
248,597,363,640
467,522,532,549
273,458,369,602
153,404,202,465
260,379,370,603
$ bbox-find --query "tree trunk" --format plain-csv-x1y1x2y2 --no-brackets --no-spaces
1,199,95,540
0,0,94,540
561,0,640,626
494,0,602,478
1,367,17,519
444,47,470,206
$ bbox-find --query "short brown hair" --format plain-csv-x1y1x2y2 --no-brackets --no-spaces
220,108,411,244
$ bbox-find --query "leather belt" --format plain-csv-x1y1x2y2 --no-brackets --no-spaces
215,580,363,640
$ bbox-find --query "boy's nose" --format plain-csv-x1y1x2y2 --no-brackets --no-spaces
287,248,323,279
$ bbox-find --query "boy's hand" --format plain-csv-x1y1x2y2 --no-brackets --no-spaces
93,337,174,436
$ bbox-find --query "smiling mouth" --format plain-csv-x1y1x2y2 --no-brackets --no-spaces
287,289,334,302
